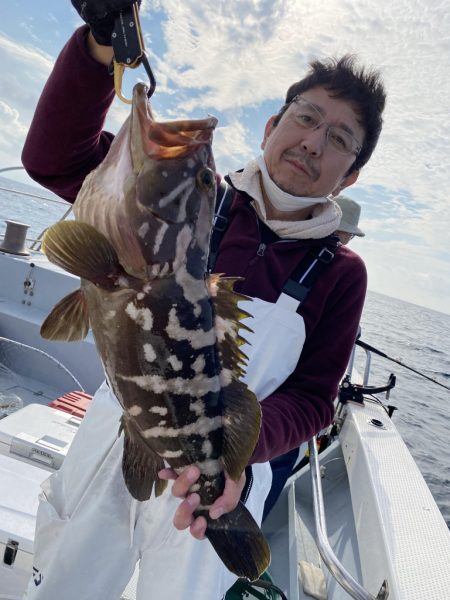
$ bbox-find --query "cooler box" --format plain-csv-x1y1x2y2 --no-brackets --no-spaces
0,453,50,599
48,390,93,418
0,404,81,471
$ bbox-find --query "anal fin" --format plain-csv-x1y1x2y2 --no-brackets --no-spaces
120,414,168,501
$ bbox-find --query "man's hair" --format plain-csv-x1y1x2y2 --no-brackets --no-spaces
273,55,386,174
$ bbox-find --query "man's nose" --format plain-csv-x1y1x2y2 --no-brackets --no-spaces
301,125,327,157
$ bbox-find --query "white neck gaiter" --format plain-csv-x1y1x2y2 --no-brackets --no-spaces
228,157,342,239
256,154,327,211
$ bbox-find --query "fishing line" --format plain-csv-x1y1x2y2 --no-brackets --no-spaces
356,339,450,392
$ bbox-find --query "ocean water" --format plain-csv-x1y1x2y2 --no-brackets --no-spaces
1,174,449,528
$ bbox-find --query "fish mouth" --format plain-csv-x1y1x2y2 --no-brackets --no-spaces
133,83,218,161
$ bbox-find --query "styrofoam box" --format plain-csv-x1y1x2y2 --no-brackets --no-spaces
0,453,50,599
0,404,81,471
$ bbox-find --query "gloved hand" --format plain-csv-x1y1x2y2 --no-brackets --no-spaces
71,0,141,46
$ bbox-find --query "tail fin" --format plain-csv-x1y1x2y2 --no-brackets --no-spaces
205,501,270,581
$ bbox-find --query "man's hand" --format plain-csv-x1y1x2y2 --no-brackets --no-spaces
71,0,141,46
158,466,246,540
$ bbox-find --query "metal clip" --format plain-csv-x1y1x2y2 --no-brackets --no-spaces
112,3,156,103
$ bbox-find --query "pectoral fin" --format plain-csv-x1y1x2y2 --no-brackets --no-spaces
40,288,90,341
42,221,123,288
120,414,167,501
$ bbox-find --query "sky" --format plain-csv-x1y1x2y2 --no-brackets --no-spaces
0,0,449,314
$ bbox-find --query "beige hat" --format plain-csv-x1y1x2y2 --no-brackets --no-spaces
334,195,365,237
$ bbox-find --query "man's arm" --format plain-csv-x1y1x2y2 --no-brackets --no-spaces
21,26,115,202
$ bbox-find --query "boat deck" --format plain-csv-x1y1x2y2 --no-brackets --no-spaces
263,441,363,599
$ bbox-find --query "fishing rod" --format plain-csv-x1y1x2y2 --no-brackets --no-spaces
356,339,450,392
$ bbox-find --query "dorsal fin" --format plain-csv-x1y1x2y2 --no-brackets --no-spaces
208,275,261,480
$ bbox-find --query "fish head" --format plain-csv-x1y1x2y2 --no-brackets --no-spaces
129,83,218,276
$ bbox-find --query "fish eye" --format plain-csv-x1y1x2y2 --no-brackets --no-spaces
196,168,215,191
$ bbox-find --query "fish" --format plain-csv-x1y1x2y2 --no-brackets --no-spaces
40,82,270,581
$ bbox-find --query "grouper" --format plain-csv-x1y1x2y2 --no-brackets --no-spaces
40,82,270,580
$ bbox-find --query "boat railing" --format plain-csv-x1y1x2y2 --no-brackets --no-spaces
308,436,389,599
0,166,72,251
346,336,372,385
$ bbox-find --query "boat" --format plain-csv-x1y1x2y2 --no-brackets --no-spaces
1,169,450,600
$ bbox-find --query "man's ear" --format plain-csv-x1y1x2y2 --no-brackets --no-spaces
261,116,277,150
331,169,360,197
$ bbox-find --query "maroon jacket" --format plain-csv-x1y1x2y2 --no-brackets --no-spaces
22,26,367,464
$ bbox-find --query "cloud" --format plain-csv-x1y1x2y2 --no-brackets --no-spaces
214,120,253,173
0,34,55,163
1,0,449,313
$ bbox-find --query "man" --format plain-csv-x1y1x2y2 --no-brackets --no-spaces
334,195,366,245
21,2,386,598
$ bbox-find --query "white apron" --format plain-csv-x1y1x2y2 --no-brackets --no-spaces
24,293,306,600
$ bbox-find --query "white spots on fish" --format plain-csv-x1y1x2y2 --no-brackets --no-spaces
219,368,233,387
153,222,169,254
160,449,183,458
150,264,160,277
183,172,188,178
128,405,143,416
197,458,223,477
138,222,150,239
117,276,131,288
143,283,152,293
193,302,201,318
143,343,157,362
136,293,145,301
196,179,216,252
168,355,183,371
159,177,194,223
173,225,193,272
192,355,205,374
189,399,205,417
125,303,153,331
119,371,221,397
159,262,170,277
187,158,195,169
166,308,215,349
140,415,223,439
202,439,213,457
190,483,201,492
105,310,117,320
149,406,168,416
214,316,235,342
158,420,167,426
162,170,168,178
175,265,208,306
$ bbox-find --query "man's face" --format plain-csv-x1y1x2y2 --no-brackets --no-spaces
261,86,365,197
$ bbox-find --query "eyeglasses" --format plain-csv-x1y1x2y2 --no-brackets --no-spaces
290,96,362,157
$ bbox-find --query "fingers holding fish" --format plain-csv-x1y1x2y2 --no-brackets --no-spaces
159,465,201,498
209,471,246,520
160,464,247,542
